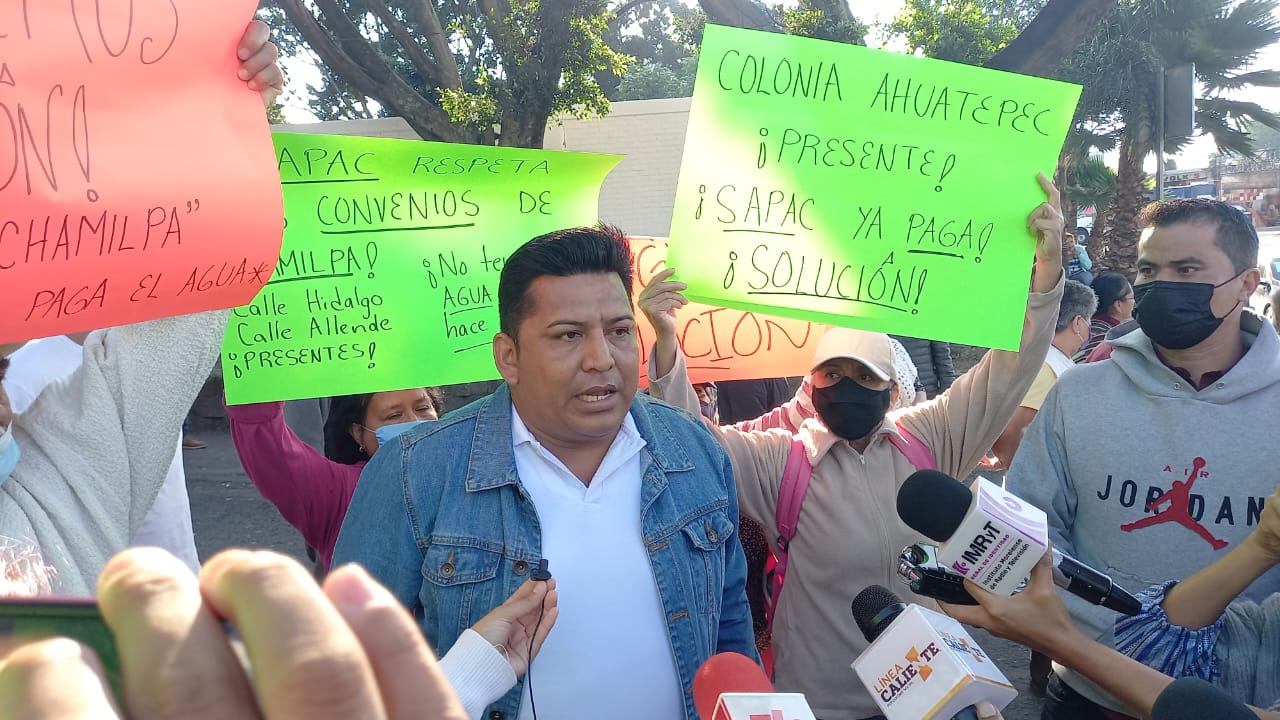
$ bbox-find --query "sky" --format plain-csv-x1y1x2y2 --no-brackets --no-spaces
278,1,1280,170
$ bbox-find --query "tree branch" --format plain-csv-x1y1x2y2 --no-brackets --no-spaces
363,0,444,88
273,0,379,92
696,0,780,32
985,0,1117,77
407,0,463,88
610,0,658,22
295,0,471,143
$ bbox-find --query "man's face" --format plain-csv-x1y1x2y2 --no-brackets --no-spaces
495,272,639,449
1135,222,1255,318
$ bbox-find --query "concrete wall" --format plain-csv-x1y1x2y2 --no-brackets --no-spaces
543,97,690,236
276,97,693,237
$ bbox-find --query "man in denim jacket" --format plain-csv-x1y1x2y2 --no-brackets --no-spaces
334,226,755,720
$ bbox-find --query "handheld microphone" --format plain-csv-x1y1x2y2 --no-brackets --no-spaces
692,652,816,720
850,585,1016,720
1151,677,1256,720
896,470,1141,615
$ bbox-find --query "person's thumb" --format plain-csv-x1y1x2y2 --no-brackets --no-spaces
975,700,1001,719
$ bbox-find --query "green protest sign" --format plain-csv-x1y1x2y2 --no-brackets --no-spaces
667,25,1082,350
221,133,619,404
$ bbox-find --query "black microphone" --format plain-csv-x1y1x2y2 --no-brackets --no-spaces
1152,678,1256,720
896,469,1141,615
852,585,908,643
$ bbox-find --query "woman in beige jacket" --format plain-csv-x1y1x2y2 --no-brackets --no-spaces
641,175,1066,720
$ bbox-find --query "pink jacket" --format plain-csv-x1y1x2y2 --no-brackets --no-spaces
227,401,363,570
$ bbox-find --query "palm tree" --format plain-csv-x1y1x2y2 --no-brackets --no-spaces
1079,0,1280,275
1067,155,1119,267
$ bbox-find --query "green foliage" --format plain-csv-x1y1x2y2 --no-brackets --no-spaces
615,57,697,100
1065,155,1117,212
886,0,1047,65
777,1,866,45
261,0,629,146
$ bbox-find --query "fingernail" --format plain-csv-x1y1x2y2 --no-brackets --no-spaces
238,48,251,60
328,565,377,611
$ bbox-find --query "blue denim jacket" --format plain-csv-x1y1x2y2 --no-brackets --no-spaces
333,384,756,720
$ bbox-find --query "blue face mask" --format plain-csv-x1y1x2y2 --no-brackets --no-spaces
0,424,20,484
374,420,430,447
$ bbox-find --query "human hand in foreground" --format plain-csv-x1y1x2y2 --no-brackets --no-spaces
1246,483,1280,563
0,548,467,720
470,578,559,678
938,549,1078,657
237,20,284,108
1028,173,1065,294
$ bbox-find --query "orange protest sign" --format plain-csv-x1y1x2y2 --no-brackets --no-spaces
634,237,820,386
0,1,282,343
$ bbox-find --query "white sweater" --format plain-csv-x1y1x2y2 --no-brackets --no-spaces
0,310,227,595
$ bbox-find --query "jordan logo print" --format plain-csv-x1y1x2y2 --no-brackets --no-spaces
1120,457,1228,550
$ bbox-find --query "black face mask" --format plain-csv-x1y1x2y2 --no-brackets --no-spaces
811,376,893,441
1132,274,1242,350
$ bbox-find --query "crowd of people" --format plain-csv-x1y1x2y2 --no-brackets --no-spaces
1,20,1279,720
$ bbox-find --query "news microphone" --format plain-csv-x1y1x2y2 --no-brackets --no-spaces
850,585,1016,720
692,652,816,720
1152,677,1257,720
896,470,1141,615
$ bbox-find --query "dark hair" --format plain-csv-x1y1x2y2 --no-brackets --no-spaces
497,225,634,338
0,357,8,383
1138,198,1259,274
1057,279,1098,332
322,387,445,465
1090,272,1131,318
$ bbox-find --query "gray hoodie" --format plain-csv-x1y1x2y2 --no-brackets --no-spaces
1007,312,1280,711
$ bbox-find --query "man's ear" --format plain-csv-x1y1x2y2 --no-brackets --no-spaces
493,332,519,385
890,384,900,407
1240,267,1262,300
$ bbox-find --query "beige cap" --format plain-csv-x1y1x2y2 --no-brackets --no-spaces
810,327,894,381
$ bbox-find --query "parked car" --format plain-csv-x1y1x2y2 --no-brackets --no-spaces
1075,213,1094,241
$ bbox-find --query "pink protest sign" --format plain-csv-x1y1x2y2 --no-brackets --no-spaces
0,1,282,342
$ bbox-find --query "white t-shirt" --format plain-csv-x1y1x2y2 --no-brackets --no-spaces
510,408,684,720
4,336,200,573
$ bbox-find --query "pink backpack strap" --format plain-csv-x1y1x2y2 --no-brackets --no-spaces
768,438,812,634
887,423,936,471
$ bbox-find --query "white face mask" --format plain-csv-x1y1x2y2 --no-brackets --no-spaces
0,423,21,484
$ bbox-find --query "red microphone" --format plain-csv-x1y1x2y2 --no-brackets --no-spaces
692,652,816,720
694,653,774,719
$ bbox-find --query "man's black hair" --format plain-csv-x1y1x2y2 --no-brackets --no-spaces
1139,198,1259,275
498,225,634,339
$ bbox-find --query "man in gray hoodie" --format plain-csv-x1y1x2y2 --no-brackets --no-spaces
1006,198,1280,719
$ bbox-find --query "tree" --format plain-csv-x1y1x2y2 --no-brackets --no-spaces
1073,0,1280,274
261,0,630,148
1066,155,1119,262
602,0,700,100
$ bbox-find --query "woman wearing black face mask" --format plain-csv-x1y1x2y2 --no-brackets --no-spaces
638,172,1070,720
